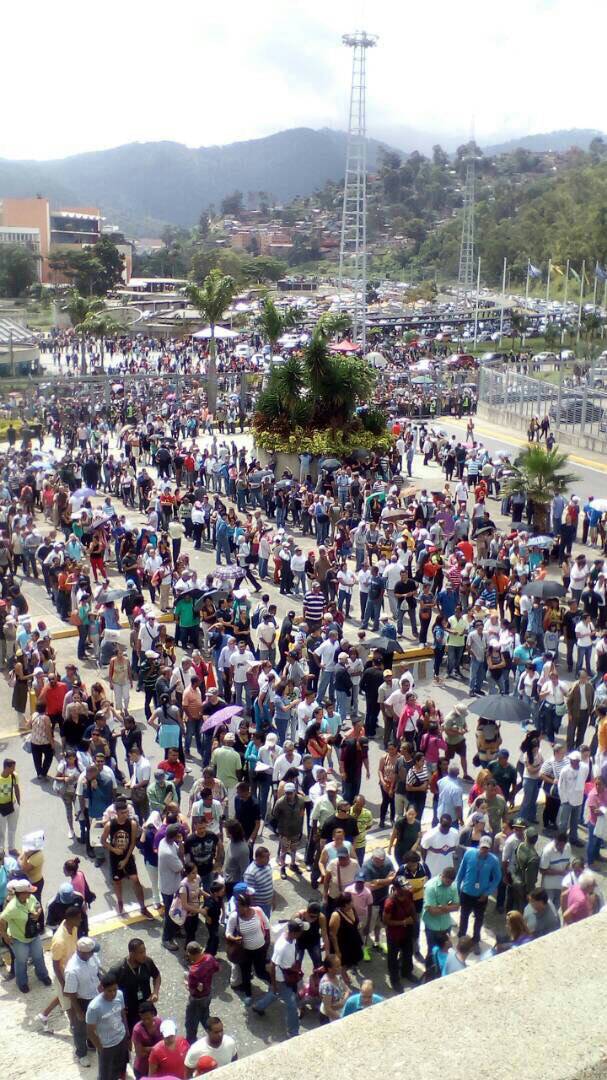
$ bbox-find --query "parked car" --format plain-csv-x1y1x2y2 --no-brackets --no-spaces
549,400,605,425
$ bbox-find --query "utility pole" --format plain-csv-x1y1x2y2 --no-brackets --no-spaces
338,30,378,351
456,148,476,310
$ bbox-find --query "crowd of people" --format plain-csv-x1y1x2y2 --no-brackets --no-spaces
0,359,605,1079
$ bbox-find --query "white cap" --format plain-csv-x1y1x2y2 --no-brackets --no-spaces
160,1019,177,1038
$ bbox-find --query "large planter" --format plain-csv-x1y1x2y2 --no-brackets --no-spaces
254,446,320,481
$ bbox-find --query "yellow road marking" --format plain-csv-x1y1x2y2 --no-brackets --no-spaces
446,417,607,473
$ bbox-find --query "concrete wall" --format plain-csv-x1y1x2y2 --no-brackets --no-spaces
477,402,607,455
214,911,607,1080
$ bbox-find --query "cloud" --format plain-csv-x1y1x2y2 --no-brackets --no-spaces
1,0,606,158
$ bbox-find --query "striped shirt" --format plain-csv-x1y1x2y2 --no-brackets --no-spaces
243,861,274,906
304,591,325,622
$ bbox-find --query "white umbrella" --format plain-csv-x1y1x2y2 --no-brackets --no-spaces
192,325,239,340
365,351,387,369
590,499,607,513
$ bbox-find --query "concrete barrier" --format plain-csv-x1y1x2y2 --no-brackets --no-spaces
213,910,607,1080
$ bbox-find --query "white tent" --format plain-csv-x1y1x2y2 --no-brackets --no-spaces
192,325,239,340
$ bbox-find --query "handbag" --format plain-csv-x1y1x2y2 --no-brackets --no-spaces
281,962,303,988
594,811,607,841
169,890,187,927
24,907,43,939
69,611,82,627
226,914,244,963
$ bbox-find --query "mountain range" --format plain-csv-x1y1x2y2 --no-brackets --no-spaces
0,126,604,238
0,128,388,237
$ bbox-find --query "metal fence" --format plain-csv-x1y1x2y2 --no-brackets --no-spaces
478,365,607,440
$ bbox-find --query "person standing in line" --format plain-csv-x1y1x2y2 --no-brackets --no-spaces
455,836,501,951
86,972,131,1080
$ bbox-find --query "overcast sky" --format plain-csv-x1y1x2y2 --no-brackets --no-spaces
3,0,605,159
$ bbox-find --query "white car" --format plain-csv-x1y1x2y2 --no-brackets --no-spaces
233,344,253,359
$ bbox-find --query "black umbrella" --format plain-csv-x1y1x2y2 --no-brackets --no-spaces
468,696,532,723
248,471,266,483
522,580,566,600
364,635,399,653
478,559,509,570
274,479,292,491
96,587,129,602
350,448,371,461
319,457,342,471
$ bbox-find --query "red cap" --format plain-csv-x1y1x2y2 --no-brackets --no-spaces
195,1057,218,1074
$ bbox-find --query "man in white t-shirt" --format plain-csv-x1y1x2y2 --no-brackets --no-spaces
184,1016,237,1073
251,920,304,1036
230,641,256,710
421,815,459,877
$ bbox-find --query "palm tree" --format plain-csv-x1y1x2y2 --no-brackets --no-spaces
77,310,125,371
505,446,579,532
510,311,526,350
64,291,108,372
255,297,302,352
186,270,237,414
315,311,352,340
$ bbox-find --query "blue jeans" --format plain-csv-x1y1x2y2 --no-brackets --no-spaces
587,822,603,864
255,981,300,1037
185,717,203,756
557,801,581,843
316,669,335,705
576,645,593,675
355,548,366,571
520,778,541,824
12,936,49,991
538,702,561,744
215,534,232,564
362,597,381,630
258,557,268,579
337,589,352,616
336,689,351,726
469,656,485,693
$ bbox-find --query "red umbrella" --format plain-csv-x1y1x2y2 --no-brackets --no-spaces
329,340,360,353
201,705,243,733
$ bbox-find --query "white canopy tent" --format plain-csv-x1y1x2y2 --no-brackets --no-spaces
192,325,240,340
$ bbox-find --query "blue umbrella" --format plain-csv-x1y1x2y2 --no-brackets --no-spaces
73,486,96,499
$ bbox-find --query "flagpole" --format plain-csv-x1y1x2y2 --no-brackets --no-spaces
499,256,507,346
525,260,530,308
593,261,599,310
473,256,481,347
577,258,585,335
561,258,569,346
546,257,552,309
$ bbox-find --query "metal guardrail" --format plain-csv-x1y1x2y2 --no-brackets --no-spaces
479,366,607,439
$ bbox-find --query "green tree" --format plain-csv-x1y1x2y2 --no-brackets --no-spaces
510,311,527,349
505,446,579,532
50,236,124,296
220,191,244,217
186,270,237,414
189,249,219,284
256,297,302,350
0,244,39,297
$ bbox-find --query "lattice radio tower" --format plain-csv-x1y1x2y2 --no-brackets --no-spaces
338,30,378,350
456,151,476,309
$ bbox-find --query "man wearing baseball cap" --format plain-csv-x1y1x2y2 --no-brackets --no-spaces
64,936,102,1066
455,835,501,950
147,1018,189,1077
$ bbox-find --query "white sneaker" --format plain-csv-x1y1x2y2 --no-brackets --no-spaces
67,829,75,840
36,1013,49,1028
79,1056,91,1069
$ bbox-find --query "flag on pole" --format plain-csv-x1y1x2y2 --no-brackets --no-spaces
528,262,542,278
569,266,581,283
551,264,564,276
596,264,607,282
